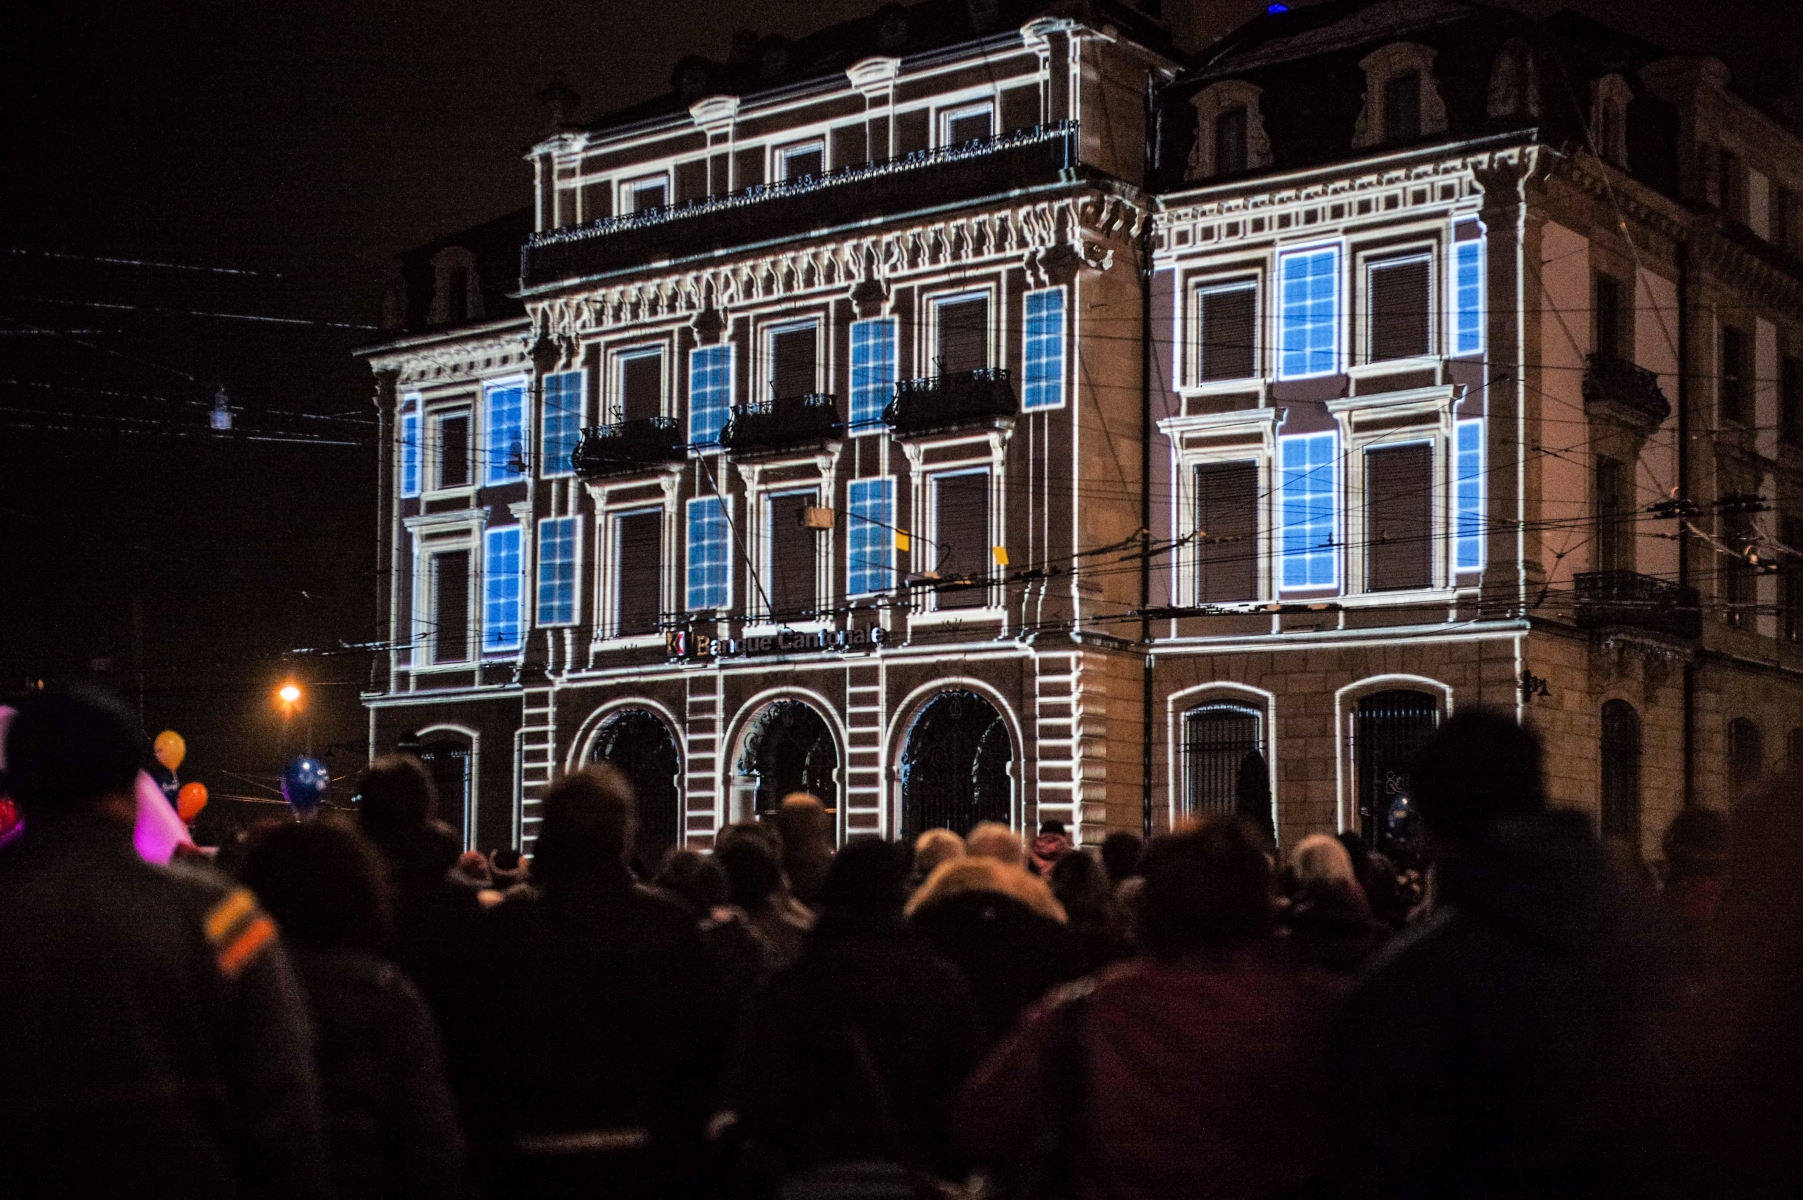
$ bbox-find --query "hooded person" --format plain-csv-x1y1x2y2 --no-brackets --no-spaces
1327,708,1688,1200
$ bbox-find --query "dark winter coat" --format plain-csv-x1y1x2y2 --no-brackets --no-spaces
371,822,481,1024
955,944,1346,1200
1328,810,1688,1200
728,908,985,1180
1284,879,1389,974
287,947,463,1200
910,888,1096,1040
0,812,330,1200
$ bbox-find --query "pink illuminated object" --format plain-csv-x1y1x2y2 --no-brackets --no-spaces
134,771,193,864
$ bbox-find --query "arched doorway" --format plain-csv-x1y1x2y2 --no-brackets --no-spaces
1180,702,1272,840
900,689,1011,840
737,699,838,820
1599,699,1641,844
1352,689,1440,848
590,708,682,870
415,730,473,849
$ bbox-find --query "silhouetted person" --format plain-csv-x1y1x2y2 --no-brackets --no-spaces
716,821,813,970
909,827,966,893
1283,834,1387,974
729,837,983,1197
655,845,772,1006
1661,806,1729,927
1100,831,1143,886
955,817,1345,1200
240,818,464,1200
456,766,729,1198
1029,819,1072,875
1328,708,1684,1200
772,792,834,908
1049,848,1131,967
0,683,330,1199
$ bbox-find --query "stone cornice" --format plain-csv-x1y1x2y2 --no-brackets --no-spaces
365,327,534,387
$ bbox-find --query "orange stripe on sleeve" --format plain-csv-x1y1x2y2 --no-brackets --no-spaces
217,915,277,977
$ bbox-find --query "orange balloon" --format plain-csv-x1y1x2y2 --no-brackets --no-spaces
154,730,186,773
177,781,208,823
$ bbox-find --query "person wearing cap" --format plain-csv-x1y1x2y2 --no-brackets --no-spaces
0,681,330,1199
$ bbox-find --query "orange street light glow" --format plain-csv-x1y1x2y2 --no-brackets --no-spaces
277,684,302,704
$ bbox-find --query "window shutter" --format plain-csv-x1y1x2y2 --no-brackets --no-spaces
1595,456,1628,574
771,327,817,400
1364,443,1432,591
934,472,991,609
1199,286,1256,381
434,550,471,662
615,512,663,636
1369,259,1430,361
767,492,817,618
621,353,662,423
438,414,470,489
936,298,989,375
1195,462,1258,602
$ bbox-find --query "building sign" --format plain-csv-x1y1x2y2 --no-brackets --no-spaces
667,624,886,660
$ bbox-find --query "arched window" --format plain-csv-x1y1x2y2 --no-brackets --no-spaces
1728,717,1764,800
738,700,838,820
1353,689,1440,846
1180,703,1272,839
591,708,682,870
1186,79,1272,181
1486,38,1542,123
900,690,1011,840
416,730,474,849
1600,699,1642,844
1353,43,1448,150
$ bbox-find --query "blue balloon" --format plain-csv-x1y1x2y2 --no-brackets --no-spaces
282,756,330,815
1385,791,1419,844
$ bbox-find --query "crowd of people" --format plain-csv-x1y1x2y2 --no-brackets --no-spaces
3,680,1801,1199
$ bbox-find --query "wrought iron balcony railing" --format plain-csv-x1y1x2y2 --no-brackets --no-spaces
571,416,684,479
1582,354,1670,423
719,393,841,455
882,367,1018,437
1574,570,1701,639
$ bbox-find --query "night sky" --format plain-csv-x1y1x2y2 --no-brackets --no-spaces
1,0,1795,825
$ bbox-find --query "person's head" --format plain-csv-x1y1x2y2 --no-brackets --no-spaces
491,847,523,880
451,850,491,887
821,836,907,914
912,828,965,878
1138,816,1273,955
966,821,1025,867
1336,830,1372,887
773,793,832,861
1038,819,1067,839
1049,848,1115,923
1409,708,1545,847
356,755,436,838
3,682,144,818
656,846,728,916
533,765,635,889
239,817,391,951
715,831,783,909
1291,833,1357,889
1663,806,1729,884
1101,831,1143,883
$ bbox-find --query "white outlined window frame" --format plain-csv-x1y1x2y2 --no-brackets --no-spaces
621,172,670,215
425,402,476,497
601,503,670,645
412,527,479,669
926,465,999,615
607,344,669,424
938,99,996,147
1021,287,1067,412
539,369,585,478
482,524,524,656
482,375,530,486
1357,244,1437,369
1450,233,1485,357
774,137,827,181
1189,275,1262,389
925,287,997,376
1159,407,1282,608
755,484,827,627
1327,386,1460,601
685,494,732,613
535,515,582,628
399,396,422,498
759,318,824,401
1276,243,1344,380
1276,428,1340,592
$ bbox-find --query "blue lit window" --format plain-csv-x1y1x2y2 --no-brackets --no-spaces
400,407,421,498
1279,430,1338,589
1455,418,1485,570
1453,238,1485,356
686,497,729,611
850,319,897,430
848,477,895,596
689,345,732,448
540,372,582,476
536,516,578,626
1022,289,1066,411
484,381,527,484
483,526,523,652
1278,247,1341,379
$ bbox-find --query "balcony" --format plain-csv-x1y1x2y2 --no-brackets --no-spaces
521,122,1079,289
1574,570,1701,640
572,416,684,479
883,367,1018,437
720,393,841,455
1583,354,1670,424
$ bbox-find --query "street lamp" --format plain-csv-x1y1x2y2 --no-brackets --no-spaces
278,684,302,705
275,682,310,755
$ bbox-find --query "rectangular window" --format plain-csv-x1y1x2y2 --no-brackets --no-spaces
432,549,471,663
1719,148,1743,221
433,411,471,490
848,477,895,596
850,319,897,430
536,517,578,626
767,491,818,619
933,471,992,610
1384,72,1421,143
686,497,729,612
1595,456,1630,574
1278,247,1340,379
625,174,667,214
1214,106,1248,176
1595,273,1625,360
484,382,526,484
1022,289,1066,411
688,345,732,447
1783,355,1803,447
1194,461,1258,602
1455,418,1485,570
1452,239,1484,356
775,139,825,181
483,527,522,653
1197,283,1257,382
540,372,582,477
1368,256,1432,362
942,102,994,146
1364,442,1434,592
618,350,663,423
769,324,818,400
935,295,989,374
1722,326,1749,424
1279,431,1337,589
614,510,663,636
400,408,421,498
